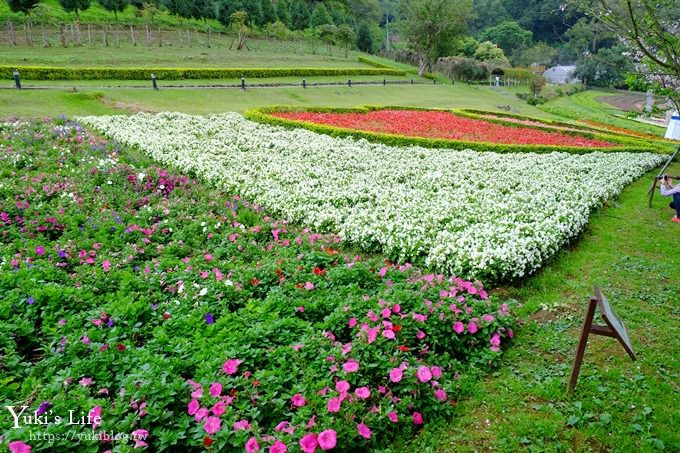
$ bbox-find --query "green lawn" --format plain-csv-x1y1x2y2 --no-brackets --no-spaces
399,161,680,452
541,90,667,137
0,84,557,118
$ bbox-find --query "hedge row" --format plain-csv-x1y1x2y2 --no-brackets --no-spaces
245,106,661,154
1,65,406,81
456,108,675,151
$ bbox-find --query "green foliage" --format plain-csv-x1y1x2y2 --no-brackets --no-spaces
435,56,489,82
260,0,277,24
452,36,479,57
473,40,509,66
98,0,128,20
0,65,406,80
7,0,39,14
356,21,373,53
398,0,473,76
478,20,533,57
309,2,332,28
274,0,291,28
576,45,634,88
289,0,309,30
264,20,292,40
58,0,92,17
512,42,556,67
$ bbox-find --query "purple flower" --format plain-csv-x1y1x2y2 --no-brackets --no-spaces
58,250,67,259
36,401,52,416
205,313,215,324
27,296,35,305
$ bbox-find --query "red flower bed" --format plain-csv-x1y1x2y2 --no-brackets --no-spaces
273,109,617,147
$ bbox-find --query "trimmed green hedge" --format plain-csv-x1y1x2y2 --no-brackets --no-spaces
245,106,664,154
1,65,406,81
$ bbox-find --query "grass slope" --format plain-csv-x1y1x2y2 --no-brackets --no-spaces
400,162,680,452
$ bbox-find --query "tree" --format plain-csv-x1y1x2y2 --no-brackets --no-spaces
398,0,473,76
575,45,634,87
479,20,533,57
453,36,479,57
473,40,510,66
356,21,373,53
58,0,92,18
318,24,337,55
8,0,39,13
289,0,310,30
310,3,333,28
261,0,277,24
189,0,216,22
513,42,557,67
275,0,292,28
265,20,292,40
230,10,249,49
573,0,680,110
242,0,263,26
98,0,128,20
335,24,356,57
164,0,189,19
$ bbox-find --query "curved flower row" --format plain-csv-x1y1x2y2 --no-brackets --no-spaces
78,113,665,281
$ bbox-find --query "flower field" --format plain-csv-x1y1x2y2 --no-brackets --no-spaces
79,112,665,282
270,109,617,148
1,119,518,452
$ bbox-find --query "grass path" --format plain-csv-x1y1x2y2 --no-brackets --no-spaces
400,162,680,452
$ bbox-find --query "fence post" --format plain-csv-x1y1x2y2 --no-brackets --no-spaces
348,78,352,87
151,73,158,90
383,78,386,86
241,77,245,90
302,79,306,88
13,69,21,90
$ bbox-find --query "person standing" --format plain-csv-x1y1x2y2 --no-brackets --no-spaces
659,175,680,223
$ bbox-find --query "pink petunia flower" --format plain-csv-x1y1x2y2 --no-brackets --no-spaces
467,322,478,334
452,321,465,334
299,433,318,453
335,380,350,393
490,332,501,347
245,437,261,453
434,389,447,401
195,408,209,422
382,329,395,340
431,366,442,378
131,429,148,448
357,422,372,439
318,430,337,450
89,406,102,429
8,442,31,453
389,367,403,383
233,419,251,431
327,397,341,413
222,358,242,375
304,282,315,290
412,412,423,425
186,398,200,416
270,440,287,453
204,416,221,435
209,382,222,397
342,359,359,373
102,261,111,272
212,401,227,416
355,387,370,399
387,412,398,423
35,246,45,256
416,366,432,383
348,317,357,328
291,394,306,407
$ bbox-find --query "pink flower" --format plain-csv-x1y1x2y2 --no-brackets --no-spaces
327,397,341,413
318,430,337,450
245,437,261,453
291,393,306,407
304,282,315,290
8,442,31,453
195,408,209,422
35,246,45,256
452,322,465,334
416,366,432,383
490,332,501,347
335,380,350,393
434,389,447,401
348,317,357,328
387,412,398,423
389,367,403,383
382,329,395,340
188,399,200,416
234,419,251,431
299,433,318,453
357,422,372,439
467,321,478,334
270,440,287,453
204,253,213,262
416,330,426,340
79,377,93,386
131,429,148,448
342,359,359,373
507,328,514,338
209,382,222,397
212,401,227,416
431,366,442,378
102,260,111,272
222,358,242,375
89,406,102,429
204,416,221,435
412,412,423,425
306,415,316,428
355,387,370,399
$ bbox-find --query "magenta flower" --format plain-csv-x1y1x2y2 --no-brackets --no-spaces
233,419,251,431
389,367,403,383
291,393,306,407
416,366,432,383
195,408,209,422
468,322,478,334
304,282,315,290
79,377,93,387
35,246,45,256
102,260,111,272
355,387,370,399
245,437,261,453
131,429,148,448
382,329,395,340
416,330,426,340
204,416,221,435
8,441,31,453
452,321,465,334
490,332,501,347
89,406,102,429
188,399,200,415
431,366,442,378
327,397,341,413
209,382,222,397
348,317,357,328
412,412,423,425
387,412,398,423
357,422,372,439
299,433,318,453
222,358,242,375
434,389,447,401
270,440,287,453
342,359,359,373
335,380,350,393
318,430,337,450
212,401,227,416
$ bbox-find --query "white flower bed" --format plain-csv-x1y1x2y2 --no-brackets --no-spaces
78,112,665,281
